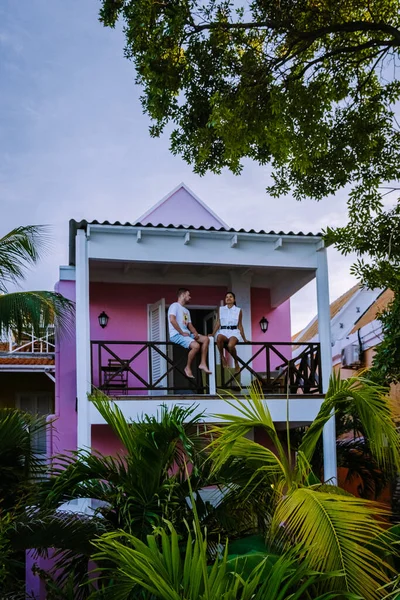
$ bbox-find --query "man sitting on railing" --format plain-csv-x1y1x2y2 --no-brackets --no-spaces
168,288,212,379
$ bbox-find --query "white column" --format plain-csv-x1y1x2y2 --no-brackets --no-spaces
316,247,337,484
229,271,252,386
208,337,216,395
76,229,91,451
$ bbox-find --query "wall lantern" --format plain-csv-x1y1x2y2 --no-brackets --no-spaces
259,316,269,334
98,311,109,329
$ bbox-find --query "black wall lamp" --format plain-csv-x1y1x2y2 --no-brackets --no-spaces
259,316,269,334
98,311,109,329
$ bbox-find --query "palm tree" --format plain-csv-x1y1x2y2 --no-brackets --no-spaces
42,396,211,536
208,373,400,600
0,225,73,336
31,397,215,597
0,408,50,596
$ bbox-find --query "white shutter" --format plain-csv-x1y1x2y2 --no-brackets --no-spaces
148,299,167,395
16,393,52,455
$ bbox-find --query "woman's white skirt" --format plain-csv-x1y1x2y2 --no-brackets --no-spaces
215,329,243,342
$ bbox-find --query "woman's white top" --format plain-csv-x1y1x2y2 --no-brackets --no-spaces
215,305,243,341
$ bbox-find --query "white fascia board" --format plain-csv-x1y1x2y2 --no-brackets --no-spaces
60,265,76,281
90,397,324,425
88,223,320,243
87,226,321,270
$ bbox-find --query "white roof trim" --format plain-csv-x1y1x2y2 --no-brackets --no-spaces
136,182,229,229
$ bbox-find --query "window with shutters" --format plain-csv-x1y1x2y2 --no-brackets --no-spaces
15,393,53,454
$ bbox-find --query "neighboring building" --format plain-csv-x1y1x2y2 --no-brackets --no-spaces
293,285,399,504
26,183,338,596
293,285,394,378
0,327,55,455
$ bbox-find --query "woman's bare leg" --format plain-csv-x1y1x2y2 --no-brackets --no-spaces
216,334,228,367
227,337,240,372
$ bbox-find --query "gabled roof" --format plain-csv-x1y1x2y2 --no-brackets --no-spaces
350,289,394,334
136,183,229,229
293,284,360,344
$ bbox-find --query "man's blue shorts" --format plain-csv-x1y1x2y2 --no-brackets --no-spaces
170,332,195,349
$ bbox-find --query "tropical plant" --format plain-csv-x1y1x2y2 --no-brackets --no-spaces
293,405,395,500
0,408,51,596
32,397,215,596
208,374,400,599
0,225,73,336
42,396,211,535
91,498,348,600
0,408,49,511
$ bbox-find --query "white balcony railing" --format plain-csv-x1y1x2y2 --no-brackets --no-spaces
0,326,55,354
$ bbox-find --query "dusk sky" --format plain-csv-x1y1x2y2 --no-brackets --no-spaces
1,0,364,333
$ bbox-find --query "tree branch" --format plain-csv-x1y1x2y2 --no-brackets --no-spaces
192,18,400,46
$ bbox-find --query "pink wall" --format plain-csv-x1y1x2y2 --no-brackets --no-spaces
54,280,77,455
250,288,291,371
89,283,227,394
92,425,126,455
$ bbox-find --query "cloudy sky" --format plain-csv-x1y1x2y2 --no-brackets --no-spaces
1,0,361,334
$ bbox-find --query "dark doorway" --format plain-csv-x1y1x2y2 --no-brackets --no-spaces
167,307,217,394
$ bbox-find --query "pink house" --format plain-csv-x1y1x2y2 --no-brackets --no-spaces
26,183,337,597
52,183,335,466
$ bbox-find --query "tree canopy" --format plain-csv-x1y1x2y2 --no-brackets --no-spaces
99,0,400,198
99,0,400,380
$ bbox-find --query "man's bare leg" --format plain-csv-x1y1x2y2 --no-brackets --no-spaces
197,335,212,374
184,341,200,378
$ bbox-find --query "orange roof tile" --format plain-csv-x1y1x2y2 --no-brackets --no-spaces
294,284,360,344
350,289,394,334
0,357,54,365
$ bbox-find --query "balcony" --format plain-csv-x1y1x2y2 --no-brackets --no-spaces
90,340,322,398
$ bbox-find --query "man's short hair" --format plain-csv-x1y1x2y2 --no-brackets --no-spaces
177,287,190,298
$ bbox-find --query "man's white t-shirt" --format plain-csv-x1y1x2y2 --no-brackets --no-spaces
168,302,191,338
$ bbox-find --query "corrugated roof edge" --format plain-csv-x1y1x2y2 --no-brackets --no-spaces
68,219,323,266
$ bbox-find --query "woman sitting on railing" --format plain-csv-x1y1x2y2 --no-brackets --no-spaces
212,292,248,373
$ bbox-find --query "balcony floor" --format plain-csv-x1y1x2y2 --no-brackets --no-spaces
90,394,325,426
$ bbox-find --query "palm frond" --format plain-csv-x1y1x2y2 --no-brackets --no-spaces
0,291,74,337
270,486,393,599
298,372,400,476
10,511,108,600
0,408,49,510
0,225,51,292
209,385,291,483
92,523,351,600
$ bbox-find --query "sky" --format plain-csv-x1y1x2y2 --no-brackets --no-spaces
0,0,361,334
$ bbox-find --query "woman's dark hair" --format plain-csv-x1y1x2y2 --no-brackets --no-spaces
225,291,236,305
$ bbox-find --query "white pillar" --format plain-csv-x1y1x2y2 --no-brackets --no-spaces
208,337,216,395
316,247,337,484
76,229,91,451
229,271,252,386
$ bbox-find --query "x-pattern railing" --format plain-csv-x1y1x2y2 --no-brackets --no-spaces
220,342,321,394
3,327,56,354
91,340,322,396
92,341,207,394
